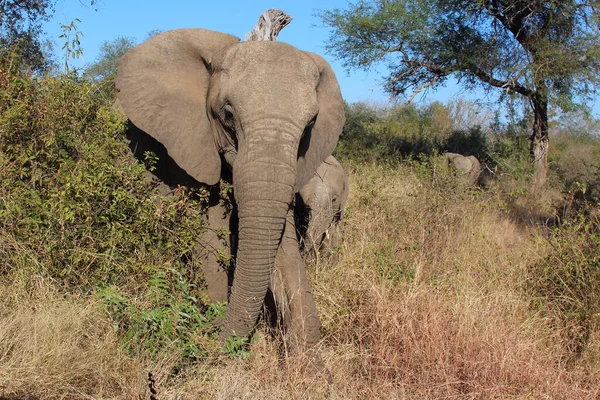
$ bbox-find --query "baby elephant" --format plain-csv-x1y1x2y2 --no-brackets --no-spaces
443,152,482,185
269,155,348,349
297,155,349,256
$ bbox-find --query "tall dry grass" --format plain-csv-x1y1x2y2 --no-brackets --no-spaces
308,164,598,399
0,237,143,399
1,162,599,399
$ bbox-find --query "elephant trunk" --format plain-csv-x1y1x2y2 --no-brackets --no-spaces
306,182,331,249
220,134,297,340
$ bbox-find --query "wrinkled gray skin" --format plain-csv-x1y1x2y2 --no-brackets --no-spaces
270,155,348,350
116,29,345,348
444,152,482,185
298,155,348,256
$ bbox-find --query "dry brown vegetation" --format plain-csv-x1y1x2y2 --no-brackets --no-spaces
2,160,599,399
0,248,142,399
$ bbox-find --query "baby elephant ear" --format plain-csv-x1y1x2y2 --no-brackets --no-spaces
297,52,346,190
116,28,239,185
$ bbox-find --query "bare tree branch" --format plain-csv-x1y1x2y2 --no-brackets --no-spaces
245,9,293,41
406,74,440,103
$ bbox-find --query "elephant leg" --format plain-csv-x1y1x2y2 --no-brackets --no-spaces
268,258,290,331
196,201,231,303
275,208,321,352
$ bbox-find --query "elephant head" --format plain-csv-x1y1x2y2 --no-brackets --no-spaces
298,155,348,256
115,29,345,341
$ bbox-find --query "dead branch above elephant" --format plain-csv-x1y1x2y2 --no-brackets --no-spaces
245,9,292,41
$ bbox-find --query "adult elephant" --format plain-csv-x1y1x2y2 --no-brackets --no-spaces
116,29,345,347
443,152,483,185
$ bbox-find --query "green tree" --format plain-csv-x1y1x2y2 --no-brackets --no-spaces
1,0,97,73
84,35,135,100
85,36,136,82
321,0,600,187
0,0,55,72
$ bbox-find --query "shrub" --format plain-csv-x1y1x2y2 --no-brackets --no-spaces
1,51,208,287
337,100,493,167
97,269,226,361
1,51,216,362
551,133,600,201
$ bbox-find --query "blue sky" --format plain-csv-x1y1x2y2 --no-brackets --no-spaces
43,0,597,116
43,0,482,106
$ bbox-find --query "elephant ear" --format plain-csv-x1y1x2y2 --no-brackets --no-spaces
116,28,240,185
297,52,346,190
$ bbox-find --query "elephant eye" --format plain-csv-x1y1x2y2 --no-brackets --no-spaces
222,103,236,132
223,103,234,119
300,114,317,142
307,114,317,129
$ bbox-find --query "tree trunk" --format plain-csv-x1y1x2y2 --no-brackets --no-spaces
245,9,292,41
529,93,549,189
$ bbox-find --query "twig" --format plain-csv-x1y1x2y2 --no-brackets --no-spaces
406,74,439,104
148,371,158,400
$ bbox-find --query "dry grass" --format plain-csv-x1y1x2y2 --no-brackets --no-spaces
0,283,142,398
307,164,598,399
1,163,599,399
0,238,145,399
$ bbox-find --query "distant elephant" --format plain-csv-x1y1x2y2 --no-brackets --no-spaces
443,152,482,184
297,155,348,256
116,29,345,348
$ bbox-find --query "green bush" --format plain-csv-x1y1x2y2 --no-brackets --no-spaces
1,51,209,287
336,100,492,166
1,50,218,359
335,102,434,164
550,133,600,200
97,269,225,360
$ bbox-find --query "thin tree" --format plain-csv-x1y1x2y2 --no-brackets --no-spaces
321,0,600,187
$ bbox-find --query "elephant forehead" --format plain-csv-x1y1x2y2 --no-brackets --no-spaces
220,41,319,81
